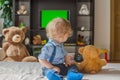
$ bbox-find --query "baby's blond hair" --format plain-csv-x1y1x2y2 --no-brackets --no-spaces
46,17,73,40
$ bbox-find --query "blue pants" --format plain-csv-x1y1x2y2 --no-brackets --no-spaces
42,64,79,76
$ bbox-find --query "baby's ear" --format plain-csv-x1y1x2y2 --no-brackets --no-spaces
78,47,85,54
2,29,9,35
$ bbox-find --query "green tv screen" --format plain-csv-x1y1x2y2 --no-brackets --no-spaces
40,10,69,29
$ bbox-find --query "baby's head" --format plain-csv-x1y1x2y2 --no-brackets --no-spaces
46,17,73,43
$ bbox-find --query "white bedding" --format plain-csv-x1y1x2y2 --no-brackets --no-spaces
0,62,46,80
0,62,120,80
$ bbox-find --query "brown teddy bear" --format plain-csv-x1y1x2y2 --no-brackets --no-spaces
32,35,42,45
75,45,107,74
2,26,38,62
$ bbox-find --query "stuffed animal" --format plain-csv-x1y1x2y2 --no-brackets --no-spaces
77,34,85,46
2,26,38,62
75,45,107,74
32,35,42,45
17,4,27,15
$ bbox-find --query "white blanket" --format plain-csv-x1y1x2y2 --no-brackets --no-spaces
0,62,120,80
0,62,46,80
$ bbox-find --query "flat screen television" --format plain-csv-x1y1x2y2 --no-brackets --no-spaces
40,10,69,29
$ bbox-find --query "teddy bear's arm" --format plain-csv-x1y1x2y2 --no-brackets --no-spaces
100,59,107,66
23,45,30,56
2,42,10,52
25,49,30,56
75,61,87,72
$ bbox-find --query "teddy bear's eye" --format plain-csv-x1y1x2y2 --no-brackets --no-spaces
15,31,21,34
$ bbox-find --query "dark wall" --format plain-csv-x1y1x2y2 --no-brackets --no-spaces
31,0,77,43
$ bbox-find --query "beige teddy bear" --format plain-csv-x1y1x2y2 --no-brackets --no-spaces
75,45,107,74
2,26,38,62
17,4,27,15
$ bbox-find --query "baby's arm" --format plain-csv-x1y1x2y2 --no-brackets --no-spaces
39,59,60,73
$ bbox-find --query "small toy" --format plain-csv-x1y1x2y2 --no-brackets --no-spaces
19,22,25,28
75,45,107,74
42,40,47,45
101,49,108,62
17,4,27,15
33,35,42,45
74,52,83,63
80,26,85,31
77,34,85,46
79,4,89,15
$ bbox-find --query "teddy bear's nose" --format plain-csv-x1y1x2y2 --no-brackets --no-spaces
16,36,20,38
12,34,21,43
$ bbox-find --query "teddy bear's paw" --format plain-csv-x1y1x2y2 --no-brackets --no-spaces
3,57,15,62
101,59,107,66
90,71,97,74
17,11,21,14
22,56,38,62
23,11,27,14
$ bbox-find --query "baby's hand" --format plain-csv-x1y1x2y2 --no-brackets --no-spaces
52,66,60,73
65,55,74,67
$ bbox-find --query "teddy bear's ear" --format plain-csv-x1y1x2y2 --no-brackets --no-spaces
21,27,27,33
2,29,9,35
78,47,85,54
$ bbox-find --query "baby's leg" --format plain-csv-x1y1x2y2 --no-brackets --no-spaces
67,65,83,80
42,67,63,80
53,63,68,76
68,64,79,72
45,69,63,80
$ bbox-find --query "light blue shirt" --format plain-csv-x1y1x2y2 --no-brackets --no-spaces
38,39,67,64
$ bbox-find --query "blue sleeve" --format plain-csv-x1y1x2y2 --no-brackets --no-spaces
38,44,53,60
64,49,67,56
63,45,68,56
